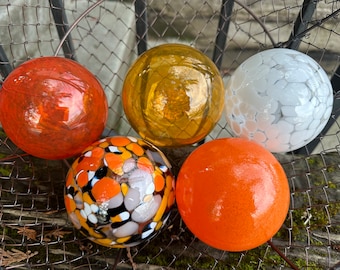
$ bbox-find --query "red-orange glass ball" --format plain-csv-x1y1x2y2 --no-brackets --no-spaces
0,57,108,159
176,138,290,251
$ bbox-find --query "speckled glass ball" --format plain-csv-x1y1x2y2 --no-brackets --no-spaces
122,43,225,147
225,48,333,153
65,136,175,248
0,57,108,159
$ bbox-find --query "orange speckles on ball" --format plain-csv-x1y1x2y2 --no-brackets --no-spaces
65,136,175,248
76,170,89,188
154,173,165,192
167,190,175,208
66,171,74,187
65,195,76,212
126,142,144,156
118,147,133,160
110,136,131,146
89,146,105,159
137,156,154,173
76,155,102,172
176,138,290,252
91,177,121,203
104,153,124,175
166,175,173,190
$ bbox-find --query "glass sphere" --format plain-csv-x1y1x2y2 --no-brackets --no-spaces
176,138,289,251
225,48,333,152
122,43,224,147
65,136,175,248
0,57,108,159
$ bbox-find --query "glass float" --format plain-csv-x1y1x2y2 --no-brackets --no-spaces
176,138,290,251
0,57,108,159
225,48,333,152
122,43,225,147
65,136,175,248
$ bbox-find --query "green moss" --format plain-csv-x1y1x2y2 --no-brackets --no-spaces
328,181,337,189
307,156,322,169
0,164,12,177
327,165,336,173
294,257,322,269
227,246,289,270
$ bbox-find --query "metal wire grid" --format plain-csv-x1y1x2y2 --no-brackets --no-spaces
0,0,340,269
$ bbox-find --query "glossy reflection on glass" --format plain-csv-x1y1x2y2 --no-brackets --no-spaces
0,57,108,159
176,138,290,252
225,48,333,152
122,43,224,147
65,136,175,248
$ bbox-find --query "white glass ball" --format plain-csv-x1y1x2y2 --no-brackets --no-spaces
225,48,333,153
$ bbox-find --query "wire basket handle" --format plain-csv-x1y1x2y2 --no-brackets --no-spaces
54,0,105,58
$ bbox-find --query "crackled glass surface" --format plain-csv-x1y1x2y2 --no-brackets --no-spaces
0,57,108,159
225,48,333,152
122,44,224,147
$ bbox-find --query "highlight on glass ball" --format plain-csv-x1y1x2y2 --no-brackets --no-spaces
122,43,225,147
176,138,290,252
224,48,333,153
0,56,108,160
64,136,176,248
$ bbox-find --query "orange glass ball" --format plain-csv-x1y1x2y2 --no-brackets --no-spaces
122,43,224,147
176,138,290,251
0,57,108,159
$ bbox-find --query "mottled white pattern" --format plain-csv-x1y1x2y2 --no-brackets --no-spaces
225,48,333,153
124,187,141,211
131,195,162,223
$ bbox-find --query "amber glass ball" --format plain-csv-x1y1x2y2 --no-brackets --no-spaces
122,43,224,147
0,57,108,159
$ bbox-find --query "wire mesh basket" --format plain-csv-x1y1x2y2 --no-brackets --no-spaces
1,0,340,269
